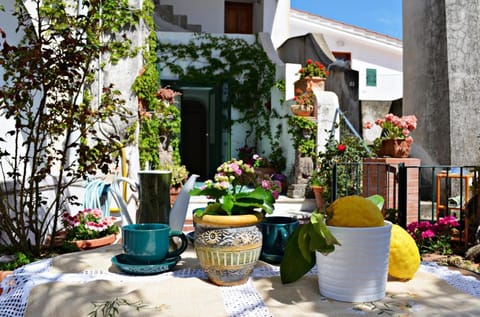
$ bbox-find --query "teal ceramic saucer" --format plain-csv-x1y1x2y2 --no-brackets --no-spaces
112,254,180,275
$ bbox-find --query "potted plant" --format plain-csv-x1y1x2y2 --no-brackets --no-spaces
60,209,120,250
189,159,276,286
309,165,329,211
290,91,316,116
364,113,418,158
280,195,395,302
295,59,329,94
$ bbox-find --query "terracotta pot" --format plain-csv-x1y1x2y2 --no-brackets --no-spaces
69,234,117,250
376,139,412,158
0,271,13,295
193,213,263,286
294,76,326,95
170,186,182,206
311,185,325,210
290,105,313,117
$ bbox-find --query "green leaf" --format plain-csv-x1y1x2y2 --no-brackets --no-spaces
280,226,315,284
310,212,340,247
366,194,385,211
298,224,313,262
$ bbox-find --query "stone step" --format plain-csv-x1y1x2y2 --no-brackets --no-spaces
156,4,202,32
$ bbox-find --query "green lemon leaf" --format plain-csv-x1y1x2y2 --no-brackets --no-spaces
366,194,385,211
310,212,340,247
280,226,315,284
298,224,313,262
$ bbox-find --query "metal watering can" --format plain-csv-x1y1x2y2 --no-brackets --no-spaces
110,171,198,231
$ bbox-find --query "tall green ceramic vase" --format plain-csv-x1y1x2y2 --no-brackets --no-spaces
136,170,172,224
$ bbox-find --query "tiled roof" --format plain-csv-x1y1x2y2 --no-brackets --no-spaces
290,8,402,48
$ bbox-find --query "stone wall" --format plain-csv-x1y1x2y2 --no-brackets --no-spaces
403,0,480,165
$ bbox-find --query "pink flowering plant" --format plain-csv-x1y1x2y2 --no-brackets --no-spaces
406,216,459,255
189,159,276,217
61,208,119,241
364,113,418,149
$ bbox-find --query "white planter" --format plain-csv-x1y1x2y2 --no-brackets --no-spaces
315,221,392,302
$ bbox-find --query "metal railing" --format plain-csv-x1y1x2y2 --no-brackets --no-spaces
329,161,479,243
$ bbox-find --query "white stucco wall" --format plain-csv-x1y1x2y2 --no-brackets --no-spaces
288,10,403,102
269,0,291,48
160,0,224,33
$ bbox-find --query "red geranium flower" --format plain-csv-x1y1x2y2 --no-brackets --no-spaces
337,144,347,152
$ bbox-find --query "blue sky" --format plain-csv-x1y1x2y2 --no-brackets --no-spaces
290,0,403,39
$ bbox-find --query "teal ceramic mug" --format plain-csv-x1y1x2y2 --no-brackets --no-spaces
260,216,299,263
122,223,188,264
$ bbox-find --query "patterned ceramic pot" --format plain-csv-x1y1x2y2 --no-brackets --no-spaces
193,213,263,286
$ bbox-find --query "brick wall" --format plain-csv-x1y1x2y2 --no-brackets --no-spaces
362,158,421,225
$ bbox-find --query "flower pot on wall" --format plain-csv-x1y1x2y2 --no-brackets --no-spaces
193,213,263,286
290,105,313,117
294,76,326,95
311,185,326,210
376,139,412,158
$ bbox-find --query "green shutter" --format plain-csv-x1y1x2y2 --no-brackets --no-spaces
366,68,377,87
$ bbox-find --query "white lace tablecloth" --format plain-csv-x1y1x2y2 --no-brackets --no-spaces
1,247,479,317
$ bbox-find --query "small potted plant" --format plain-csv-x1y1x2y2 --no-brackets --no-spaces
309,164,329,211
290,91,316,116
364,113,418,158
60,209,119,250
189,159,276,286
295,59,329,94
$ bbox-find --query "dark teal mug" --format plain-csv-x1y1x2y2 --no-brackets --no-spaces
122,223,187,264
260,216,299,263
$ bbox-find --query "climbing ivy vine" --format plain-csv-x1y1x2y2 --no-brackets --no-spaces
156,33,279,161
131,0,182,169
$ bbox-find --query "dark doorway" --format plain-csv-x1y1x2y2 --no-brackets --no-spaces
181,99,207,178
161,84,226,181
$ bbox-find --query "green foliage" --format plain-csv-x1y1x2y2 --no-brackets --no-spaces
157,163,189,187
268,124,287,172
313,122,372,201
287,116,317,157
190,159,275,216
0,0,139,256
0,252,32,271
157,33,277,158
132,2,183,168
280,212,340,284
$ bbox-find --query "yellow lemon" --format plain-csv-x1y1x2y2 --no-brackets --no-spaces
389,224,420,280
325,195,384,227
